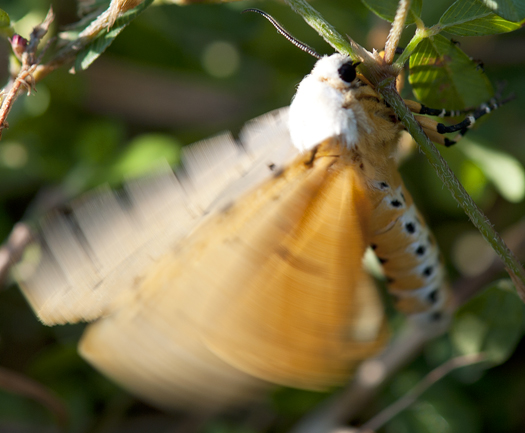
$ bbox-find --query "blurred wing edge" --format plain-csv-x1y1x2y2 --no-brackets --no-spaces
14,107,298,325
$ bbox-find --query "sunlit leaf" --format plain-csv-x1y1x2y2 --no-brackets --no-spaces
361,0,422,25
0,8,13,37
475,0,525,22
450,281,524,364
111,133,181,179
460,139,525,202
439,0,521,36
409,34,493,109
0,8,10,28
459,159,488,202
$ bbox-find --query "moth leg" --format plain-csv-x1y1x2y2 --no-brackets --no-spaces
404,95,514,146
415,121,452,147
404,99,472,118
414,115,464,147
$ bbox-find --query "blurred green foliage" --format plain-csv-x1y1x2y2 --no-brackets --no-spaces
1,0,525,432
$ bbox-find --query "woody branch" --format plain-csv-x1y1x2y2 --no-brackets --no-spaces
0,0,148,141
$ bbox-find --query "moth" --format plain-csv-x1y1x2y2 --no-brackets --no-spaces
15,10,504,411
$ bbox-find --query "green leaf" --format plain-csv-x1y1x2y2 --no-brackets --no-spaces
0,8,10,28
74,0,153,72
475,0,525,22
111,133,181,180
458,159,489,203
460,139,525,202
388,376,481,433
74,26,125,72
450,281,524,364
439,0,521,36
0,8,13,38
408,33,493,109
361,0,422,25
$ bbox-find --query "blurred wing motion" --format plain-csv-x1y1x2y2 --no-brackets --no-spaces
15,108,387,410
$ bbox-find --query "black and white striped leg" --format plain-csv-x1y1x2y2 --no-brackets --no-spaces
406,94,515,147
404,99,472,118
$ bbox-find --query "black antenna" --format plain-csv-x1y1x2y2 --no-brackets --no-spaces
242,8,321,60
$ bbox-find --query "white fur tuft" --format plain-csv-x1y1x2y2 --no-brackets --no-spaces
288,54,359,152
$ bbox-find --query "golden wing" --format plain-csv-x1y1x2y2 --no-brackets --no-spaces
16,110,387,410
186,142,387,389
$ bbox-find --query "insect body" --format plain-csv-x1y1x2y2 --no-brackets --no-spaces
288,53,449,321
15,52,454,411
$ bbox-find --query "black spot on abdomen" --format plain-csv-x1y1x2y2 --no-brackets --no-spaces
405,222,416,234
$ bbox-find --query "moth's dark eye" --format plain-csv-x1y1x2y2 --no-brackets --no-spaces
338,61,358,83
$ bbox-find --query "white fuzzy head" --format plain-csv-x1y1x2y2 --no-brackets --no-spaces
288,53,361,152
310,53,358,88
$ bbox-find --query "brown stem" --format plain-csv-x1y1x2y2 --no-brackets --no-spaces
0,8,55,140
0,66,37,139
0,365,68,429
0,223,33,288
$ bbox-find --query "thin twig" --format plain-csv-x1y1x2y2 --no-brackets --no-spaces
357,353,486,432
0,365,69,429
0,223,33,288
0,0,153,140
26,7,55,58
0,64,37,135
384,0,410,65
0,8,55,139
283,0,356,58
291,321,445,433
